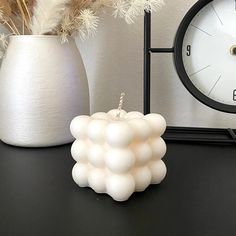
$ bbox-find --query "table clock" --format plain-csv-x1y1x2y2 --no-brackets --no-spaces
144,0,236,143
175,0,236,113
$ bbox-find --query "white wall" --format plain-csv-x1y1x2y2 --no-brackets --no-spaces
77,0,236,129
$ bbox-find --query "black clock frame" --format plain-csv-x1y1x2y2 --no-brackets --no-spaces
174,0,236,113
143,0,236,144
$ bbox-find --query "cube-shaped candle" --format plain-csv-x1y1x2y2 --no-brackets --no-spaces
70,109,167,202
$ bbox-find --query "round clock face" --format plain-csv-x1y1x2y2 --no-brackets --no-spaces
174,0,236,113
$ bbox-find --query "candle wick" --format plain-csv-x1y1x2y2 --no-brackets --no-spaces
116,93,126,118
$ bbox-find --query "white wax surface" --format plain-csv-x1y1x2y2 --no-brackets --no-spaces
70,109,167,202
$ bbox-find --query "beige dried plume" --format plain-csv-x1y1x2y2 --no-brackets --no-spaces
0,0,165,44
0,0,11,16
31,0,70,35
16,0,31,31
0,1,20,35
58,0,106,42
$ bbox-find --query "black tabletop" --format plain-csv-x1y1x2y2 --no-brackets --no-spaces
0,141,236,236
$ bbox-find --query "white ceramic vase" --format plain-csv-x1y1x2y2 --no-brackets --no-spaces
0,36,89,147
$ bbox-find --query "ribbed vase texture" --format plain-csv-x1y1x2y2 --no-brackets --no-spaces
0,36,89,147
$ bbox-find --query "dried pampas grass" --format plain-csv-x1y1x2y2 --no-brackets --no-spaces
0,33,8,59
58,8,99,42
78,9,99,40
0,8,20,35
0,33,8,49
0,0,165,46
113,0,165,24
58,0,164,40
16,0,31,31
0,0,11,16
57,0,103,42
31,0,69,35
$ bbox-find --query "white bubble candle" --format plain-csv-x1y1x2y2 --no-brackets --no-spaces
70,93,167,202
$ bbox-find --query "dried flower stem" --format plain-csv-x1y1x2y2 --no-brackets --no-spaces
2,19,18,35
16,0,31,31
22,0,32,20
8,18,20,35
22,19,25,34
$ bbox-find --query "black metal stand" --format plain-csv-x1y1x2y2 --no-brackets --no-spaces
143,11,236,144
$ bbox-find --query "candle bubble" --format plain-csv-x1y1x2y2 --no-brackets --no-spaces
72,163,89,187
88,144,105,167
92,112,109,120
128,118,151,141
106,121,134,147
71,140,88,162
70,116,91,139
144,114,166,136
132,143,152,165
88,169,106,193
124,111,144,120
88,119,108,143
149,160,167,184
105,148,135,174
106,174,135,202
132,167,152,192
149,137,167,159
